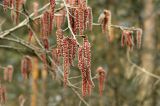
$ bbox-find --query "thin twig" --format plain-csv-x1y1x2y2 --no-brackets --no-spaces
68,75,81,79
70,87,90,106
127,49,160,80
92,23,140,31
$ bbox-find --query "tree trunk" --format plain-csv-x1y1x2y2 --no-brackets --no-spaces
139,0,156,106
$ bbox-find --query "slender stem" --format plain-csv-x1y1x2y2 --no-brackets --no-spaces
127,49,160,80
92,23,139,31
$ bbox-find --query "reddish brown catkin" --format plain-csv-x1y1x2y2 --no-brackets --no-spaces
70,39,78,65
21,58,27,79
44,11,50,36
0,86,7,104
42,37,49,50
56,28,64,56
62,37,70,86
121,30,125,47
33,1,39,17
83,37,93,96
72,9,77,34
50,0,55,33
9,0,14,7
101,10,111,33
10,0,15,21
61,37,78,86
68,0,76,5
78,46,83,69
78,38,93,96
15,0,21,24
28,29,33,43
3,0,9,11
55,14,63,29
50,0,55,18
56,29,64,42
7,65,14,82
41,11,51,38
136,28,142,48
82,72,87,96
41,53,47,71
3,67,8,81
96,67,106,96
41,17,45,37
56,47,61,65
52,49,59,70
49,12,53,34
84,7,89,30
125,30,134,49
106,11,112,40
121,30,134,49
87,7,93,31
79,4,84,35
66,0,69,4
83,37,91,69
41,12,50,49
21,56,32,79
78,47,87,96
74,9,79,34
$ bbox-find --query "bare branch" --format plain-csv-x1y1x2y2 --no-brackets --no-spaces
127,49,160,80
92,23,140,31
0,3,64,38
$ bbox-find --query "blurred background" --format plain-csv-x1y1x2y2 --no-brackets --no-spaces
0,0,160,106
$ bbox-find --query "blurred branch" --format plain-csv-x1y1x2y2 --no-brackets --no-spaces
92,23,140,31
0,19,6,32
70,87,89,106
0,66,5,70
68,75,81,79
127,49,160,80
0,37,39,52
0,45,25,51
27,25,44,49
0,3,64,38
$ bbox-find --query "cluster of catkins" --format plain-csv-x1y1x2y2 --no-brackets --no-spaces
0,65,14,104
3,0,104,97
40,0,56,50
3,0,25,24
62,37,78,86
55,33,93,96
78,37,93,96
121,28,142,49
67,0,93,35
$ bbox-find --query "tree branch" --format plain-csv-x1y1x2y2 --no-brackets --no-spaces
92,23,140,31
127,49,160,80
